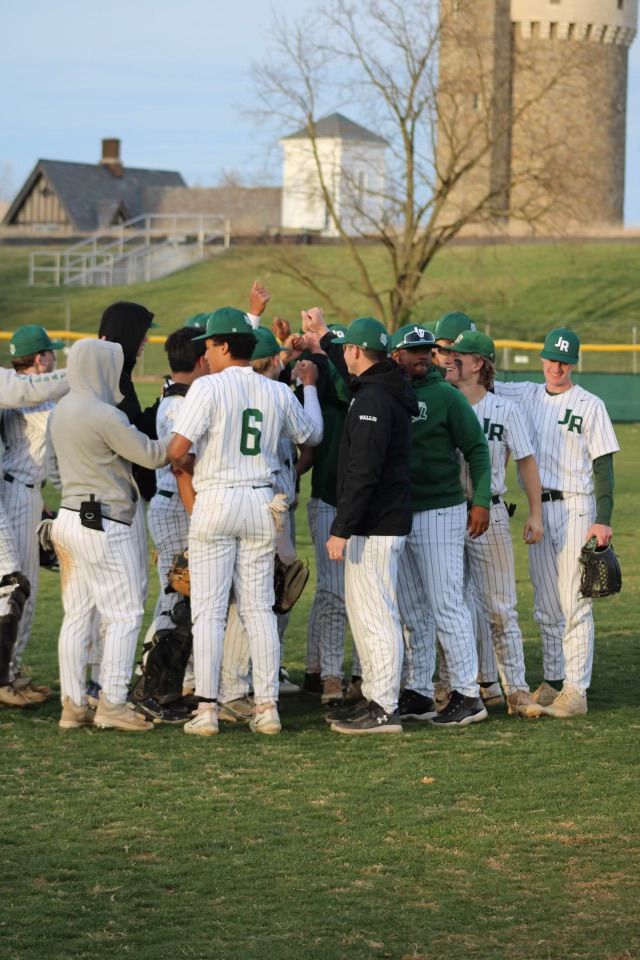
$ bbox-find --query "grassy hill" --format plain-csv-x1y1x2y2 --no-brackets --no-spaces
1,241,640,375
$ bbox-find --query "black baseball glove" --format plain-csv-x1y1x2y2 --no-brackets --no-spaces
578,536,622,599
273,556,309,615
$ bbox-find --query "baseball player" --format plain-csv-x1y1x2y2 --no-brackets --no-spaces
388,324,492,727
299,313,366,704
217,325,311,713
440,330,546,717
83,301,160,703
0,359,68,709
167,308,323,737
322,316,418,736
48,338,168,732
1,325,65,702
147,328,208,624
495,328,619,717
432,311,502,707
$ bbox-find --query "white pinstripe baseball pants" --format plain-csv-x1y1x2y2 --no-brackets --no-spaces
397,534,436,696
52,508,146,705
1,479,42,680
85,498,148,687
147,493,190,621
344,534,405,714
189,486,279,705
307,498,361,678
398,504,479,698
218,507,297,702
218,599,249,702
528,494,595,692
0,498,20,620
465,501,528,694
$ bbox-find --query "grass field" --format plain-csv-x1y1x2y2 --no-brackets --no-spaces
1,241,640,375
1,388,638,960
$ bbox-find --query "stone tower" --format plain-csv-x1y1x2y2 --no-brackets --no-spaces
437,0,638,229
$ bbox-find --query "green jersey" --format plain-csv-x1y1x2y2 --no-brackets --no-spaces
409,367,491,511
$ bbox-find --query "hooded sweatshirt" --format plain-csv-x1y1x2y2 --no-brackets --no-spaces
98,301,155,425
48,339,168,524
330,359,419,538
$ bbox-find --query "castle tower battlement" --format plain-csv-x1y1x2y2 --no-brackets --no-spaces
511,0,637,45
437,0,638,230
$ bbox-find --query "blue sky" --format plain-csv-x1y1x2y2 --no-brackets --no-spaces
2,0,640,223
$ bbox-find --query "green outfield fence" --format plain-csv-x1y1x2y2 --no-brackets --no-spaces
1,332,639,422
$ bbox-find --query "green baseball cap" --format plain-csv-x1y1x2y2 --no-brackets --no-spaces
389,324,436,351
439,330,496,361
540,327,580,364
328,323,348,339
251,326,290,360
10,325,65,358
193,307,254,340
434,311,476,342
184,313,208,330
331,316,390,351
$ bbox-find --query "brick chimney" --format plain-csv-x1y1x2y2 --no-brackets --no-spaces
101,138,123,177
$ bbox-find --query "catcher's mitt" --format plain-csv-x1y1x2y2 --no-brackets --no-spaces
131,600,193,705
273,556,309,615
578,536,622,599
167,549,190,597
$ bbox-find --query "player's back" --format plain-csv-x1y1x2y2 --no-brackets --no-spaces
2,402,53,484
183,367,305,491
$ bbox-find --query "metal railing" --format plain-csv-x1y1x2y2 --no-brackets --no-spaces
28,213,231,287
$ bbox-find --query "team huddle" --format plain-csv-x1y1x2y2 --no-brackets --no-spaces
0,284,619,735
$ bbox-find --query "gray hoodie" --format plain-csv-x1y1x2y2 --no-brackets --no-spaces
48,339,168,524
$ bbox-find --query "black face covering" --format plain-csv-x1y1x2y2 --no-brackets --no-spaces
98,301,155,372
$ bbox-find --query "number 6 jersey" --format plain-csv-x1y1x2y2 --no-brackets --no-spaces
173,365,322,491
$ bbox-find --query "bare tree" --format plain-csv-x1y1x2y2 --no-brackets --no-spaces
253,0,591,329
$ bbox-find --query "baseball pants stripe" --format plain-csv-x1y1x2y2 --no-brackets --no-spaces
528,494,595,692
0,498,21,620
344,535,405,714
52,509,145,706
306,498,360,678
219,598,251,703
400,505,479,698
397,535,436,697
2,480,43,680
189,487,279,704
147,495,190,622
465,502,528,694
218,510,297,702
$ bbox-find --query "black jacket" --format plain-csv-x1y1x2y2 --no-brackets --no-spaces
98,301,156,499
330,359,418,538
98,301,155,426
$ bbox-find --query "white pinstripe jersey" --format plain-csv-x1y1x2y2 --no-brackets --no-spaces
173,365,315,492
1,402,54,484
460,392,534,498
155,394,182,494
494,381,619,494
275,435,297,503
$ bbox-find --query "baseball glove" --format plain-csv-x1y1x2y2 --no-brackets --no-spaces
578,536,622,599
167,549,190,597
131,600,193,705
36,510,59,570
273,556,309,615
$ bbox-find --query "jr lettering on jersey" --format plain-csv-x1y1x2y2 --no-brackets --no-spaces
557,408,583,434
482,417,505,441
